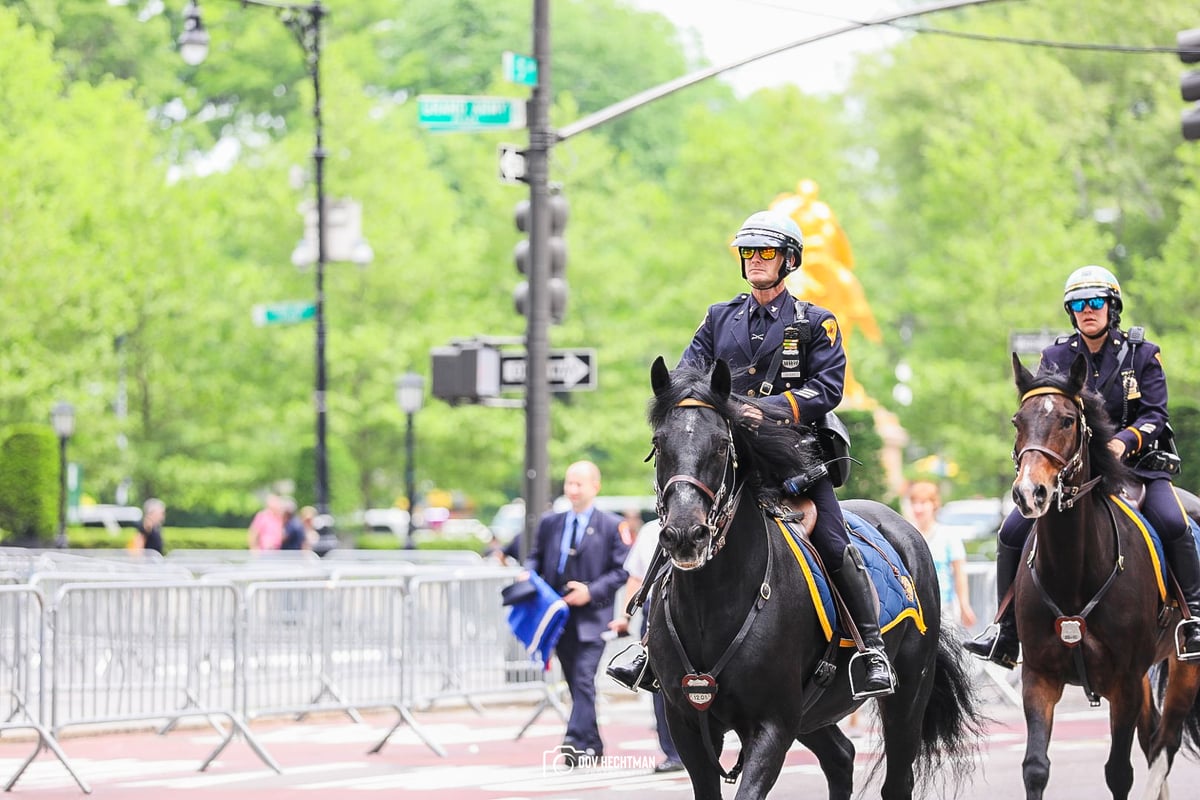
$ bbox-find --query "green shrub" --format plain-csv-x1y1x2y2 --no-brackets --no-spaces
836,409,888,503
0,425,60,543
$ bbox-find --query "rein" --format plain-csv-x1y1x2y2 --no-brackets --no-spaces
1013,386,1102,511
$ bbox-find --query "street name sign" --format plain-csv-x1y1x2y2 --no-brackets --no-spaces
417,95,526,132
253,300,316,327
1009,329,1062,355
499,349,597,391
502,51,538,87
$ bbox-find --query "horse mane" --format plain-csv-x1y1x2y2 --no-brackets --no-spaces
649,362,823,503
1023,367,1135,492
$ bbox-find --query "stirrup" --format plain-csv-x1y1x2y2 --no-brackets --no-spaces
1174,618,1200,662
848,649,896,700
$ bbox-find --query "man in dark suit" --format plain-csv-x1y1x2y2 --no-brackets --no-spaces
526,460,630,765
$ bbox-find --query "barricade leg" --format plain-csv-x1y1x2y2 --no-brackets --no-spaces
514,667,568,740
198,713,282,774
367,704,448,757
2,725,92,794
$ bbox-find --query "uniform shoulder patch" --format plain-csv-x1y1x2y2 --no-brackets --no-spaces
821,319,839,346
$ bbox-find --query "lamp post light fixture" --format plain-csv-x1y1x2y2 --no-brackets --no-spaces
50,401,76,549
178,0,344,553
395,373,425,551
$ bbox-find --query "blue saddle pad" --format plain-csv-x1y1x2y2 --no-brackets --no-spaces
1109,494,1200,601
777,510,926,645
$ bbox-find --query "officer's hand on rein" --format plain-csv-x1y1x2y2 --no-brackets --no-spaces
1107,439,1126,460
740,403,763,428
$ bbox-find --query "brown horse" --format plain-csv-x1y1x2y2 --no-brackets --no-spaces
1010,352,1200,799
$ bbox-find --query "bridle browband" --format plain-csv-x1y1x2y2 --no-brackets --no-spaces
653,397,741,566
1013,386,1102,511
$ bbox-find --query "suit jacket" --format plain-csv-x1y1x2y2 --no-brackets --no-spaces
680,288,846,423
525,507,630,642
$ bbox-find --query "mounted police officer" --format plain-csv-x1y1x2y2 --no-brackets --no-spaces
609,210,896,698
966,265,1200,666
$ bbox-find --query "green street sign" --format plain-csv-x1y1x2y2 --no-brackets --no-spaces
417,95,526,132
502,51,538,87
252,300,316,327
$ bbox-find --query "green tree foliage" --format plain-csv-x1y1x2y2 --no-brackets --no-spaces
5,0,1200,525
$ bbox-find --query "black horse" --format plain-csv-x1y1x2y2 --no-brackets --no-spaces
1008,353,1200,799
644,357,984,800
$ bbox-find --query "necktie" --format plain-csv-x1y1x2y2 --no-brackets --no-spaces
750,307,768,354
557,516,579,575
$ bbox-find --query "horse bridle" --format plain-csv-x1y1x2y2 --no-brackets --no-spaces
652,398,740,564
1012,386,1102,511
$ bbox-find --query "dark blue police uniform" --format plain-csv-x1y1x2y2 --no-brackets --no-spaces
680,287,850,565
526,507,629,756
999,328,1189,549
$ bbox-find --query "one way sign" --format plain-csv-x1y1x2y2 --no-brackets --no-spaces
500,348,597,391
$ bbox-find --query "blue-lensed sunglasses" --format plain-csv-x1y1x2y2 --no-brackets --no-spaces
1067,297,1107,313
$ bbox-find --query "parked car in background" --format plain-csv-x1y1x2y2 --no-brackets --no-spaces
936,497,1007,543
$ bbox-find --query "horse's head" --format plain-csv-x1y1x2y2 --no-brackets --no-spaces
1010,352,1129,517
649,356,738,570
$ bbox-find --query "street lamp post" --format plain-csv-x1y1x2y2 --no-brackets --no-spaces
179,0,340,552
395,373,424,551
50,401,75,549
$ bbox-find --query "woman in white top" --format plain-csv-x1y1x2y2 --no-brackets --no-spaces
905,481,976,629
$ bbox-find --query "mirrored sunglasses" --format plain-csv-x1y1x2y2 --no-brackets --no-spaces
1067,297,1107,313
738,246,778,260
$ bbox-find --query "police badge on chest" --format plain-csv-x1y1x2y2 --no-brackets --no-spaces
782,326,800,370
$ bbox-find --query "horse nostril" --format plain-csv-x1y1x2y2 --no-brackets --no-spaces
688,524,707,543
1034,485,1048,505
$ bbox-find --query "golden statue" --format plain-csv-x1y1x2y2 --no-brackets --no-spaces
769,179,881,410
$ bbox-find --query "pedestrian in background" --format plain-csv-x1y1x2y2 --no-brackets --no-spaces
280,497,307,551
129,498,166,555
904,480,976,629
524,461,631,766
248,493,285,551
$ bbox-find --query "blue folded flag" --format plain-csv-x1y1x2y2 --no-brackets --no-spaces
506,572,569,667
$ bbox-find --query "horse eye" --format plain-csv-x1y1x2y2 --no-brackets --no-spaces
1060,416,1074,430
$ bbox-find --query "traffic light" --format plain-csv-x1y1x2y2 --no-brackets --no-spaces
431,341,500,405
1179,28,1200,140
513,190,569,323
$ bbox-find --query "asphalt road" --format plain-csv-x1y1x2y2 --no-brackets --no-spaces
4,671,1200,799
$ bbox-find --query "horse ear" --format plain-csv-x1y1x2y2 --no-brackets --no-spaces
1012,352,1035,395
1067,353,1087,393
711,359,732,399
651,356,671,397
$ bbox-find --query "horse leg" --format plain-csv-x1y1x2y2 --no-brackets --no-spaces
1136,673,1157,763
666,711,724,800
796,724,855,800
1103,675,1144,800
1021,670,1064,800
732,721,796,800
1144,660,1200,800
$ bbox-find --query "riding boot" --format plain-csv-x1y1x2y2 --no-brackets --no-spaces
606,648,660,693
963,543,1021,669
1162,536,1200,660
830,544,896,698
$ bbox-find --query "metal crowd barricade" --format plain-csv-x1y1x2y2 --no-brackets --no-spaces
48,581,279,774
962,560,1021,705
0,585,90,793
324,548,485,566
166,549,322,566
241,579,445,757
404,568,549,713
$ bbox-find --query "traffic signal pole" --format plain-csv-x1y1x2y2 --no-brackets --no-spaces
516,0,1010,555
520,0,552,559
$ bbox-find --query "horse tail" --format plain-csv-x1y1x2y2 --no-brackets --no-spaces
914,625,990,790
1153,661,1200,758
